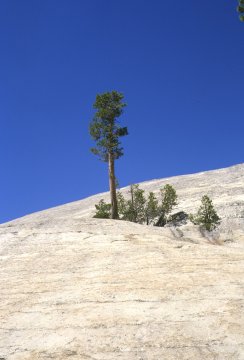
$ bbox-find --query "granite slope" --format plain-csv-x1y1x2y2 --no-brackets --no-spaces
0,164,244,359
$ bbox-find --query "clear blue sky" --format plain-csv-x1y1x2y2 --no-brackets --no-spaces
0,0,243,223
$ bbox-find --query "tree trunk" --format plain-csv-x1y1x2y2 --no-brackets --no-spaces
108,152,119,219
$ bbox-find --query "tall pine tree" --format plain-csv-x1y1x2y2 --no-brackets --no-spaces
89,91,128,219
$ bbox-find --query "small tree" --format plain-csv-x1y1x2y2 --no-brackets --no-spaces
93,199,111,219
133,185,147,224
145,192,159,225
190,195,221,231
118,185,147,223
155,184,178,227
123,185,146,223
89,91,128,219
238,0,244,21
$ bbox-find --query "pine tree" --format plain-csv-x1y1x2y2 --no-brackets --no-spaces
132,185,146,224
122,185,146,223
89,91,128,219
145,192,159,225
190,195,221,231
120,185,146,223
155,184,178,227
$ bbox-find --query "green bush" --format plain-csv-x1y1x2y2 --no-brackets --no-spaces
93,186,223,235
93,199,111,219
94,184,178,226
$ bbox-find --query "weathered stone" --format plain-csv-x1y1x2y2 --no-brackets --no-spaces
0,164,244,359
167,211,189,227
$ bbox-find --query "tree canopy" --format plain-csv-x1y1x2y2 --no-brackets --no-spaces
190,195,221,231
90,91,128,162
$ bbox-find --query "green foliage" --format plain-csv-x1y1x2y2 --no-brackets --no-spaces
94,184,220,235
121,185,146,223
117,184,176,226
155,184,178,227
93,186,222,236
93,199,111,219
121,199,136,222
190,195,221,231
161,184,178,214
238,0,244,21
145,192,159,225
117,185,147,223
89,91,128,162
131,185,147,224
117,191,127,218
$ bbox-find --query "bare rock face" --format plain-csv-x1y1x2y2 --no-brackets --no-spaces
0,164,244,359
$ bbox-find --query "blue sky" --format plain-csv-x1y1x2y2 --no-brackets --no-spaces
0,0,243,223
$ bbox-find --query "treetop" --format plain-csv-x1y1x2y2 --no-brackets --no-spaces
90,90,128,162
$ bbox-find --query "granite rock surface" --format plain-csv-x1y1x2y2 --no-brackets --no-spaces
0,164,244,359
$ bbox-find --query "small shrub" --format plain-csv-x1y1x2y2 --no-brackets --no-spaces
93,199,111,219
